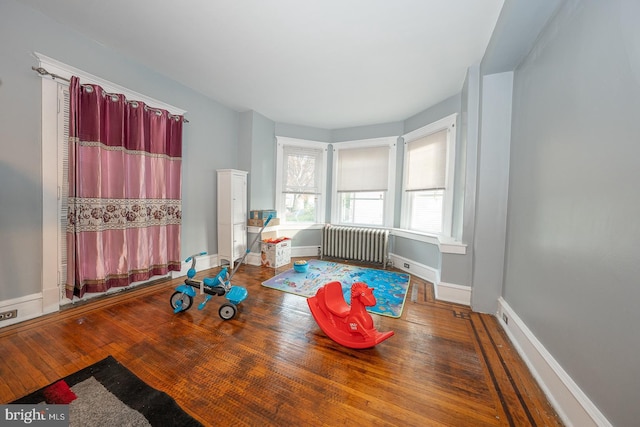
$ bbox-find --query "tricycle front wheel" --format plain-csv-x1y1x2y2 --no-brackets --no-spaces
170,291,193,312
218,302,237,320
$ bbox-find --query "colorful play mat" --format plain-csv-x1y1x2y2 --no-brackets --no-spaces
262,260,410,318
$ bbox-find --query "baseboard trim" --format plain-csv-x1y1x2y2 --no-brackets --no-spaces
389,253,438,283
0,293,48,328
389,253,470,306
497,298,611,427
435,281,471,306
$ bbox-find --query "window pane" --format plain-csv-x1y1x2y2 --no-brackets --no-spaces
339,192,384,226
284,193,317,223
409,190,443,233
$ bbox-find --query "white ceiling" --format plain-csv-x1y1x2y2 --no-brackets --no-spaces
21,0,505,129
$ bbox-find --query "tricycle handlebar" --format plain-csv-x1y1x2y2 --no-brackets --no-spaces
185,252,207,272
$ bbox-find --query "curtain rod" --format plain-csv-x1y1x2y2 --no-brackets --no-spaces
32,66,189,123
32,66,70,82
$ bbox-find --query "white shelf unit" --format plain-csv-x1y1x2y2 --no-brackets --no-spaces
217,169,248,267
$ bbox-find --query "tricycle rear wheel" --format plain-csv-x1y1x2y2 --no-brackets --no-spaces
218,303,237,320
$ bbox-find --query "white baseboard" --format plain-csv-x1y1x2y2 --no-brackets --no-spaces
435,281,471,306
497,298,611,427
389,253,438,283
389,253,470,306
0,293,49,328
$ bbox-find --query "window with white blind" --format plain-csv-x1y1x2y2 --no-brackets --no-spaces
332,138,396,227
275,137,328,224
402,114,457,235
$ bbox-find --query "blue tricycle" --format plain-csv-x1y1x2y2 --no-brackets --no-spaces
169,253,246,320
169,215,273,320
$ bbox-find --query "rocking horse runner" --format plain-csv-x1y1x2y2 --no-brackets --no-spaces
307,281,394,349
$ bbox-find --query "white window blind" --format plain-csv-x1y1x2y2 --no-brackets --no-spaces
405,129,447,191
337,145,389,192
283,145,322,195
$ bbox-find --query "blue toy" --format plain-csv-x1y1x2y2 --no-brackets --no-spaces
169,214,273,320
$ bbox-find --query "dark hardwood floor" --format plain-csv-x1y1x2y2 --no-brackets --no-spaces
0,259,563,426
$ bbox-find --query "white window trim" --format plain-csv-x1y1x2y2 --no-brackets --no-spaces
330,137,397,227
401,113,457,236
41,67,61,313
275,136,329,224
37,53,186,313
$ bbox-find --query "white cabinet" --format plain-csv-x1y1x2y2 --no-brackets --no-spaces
217,169,248,267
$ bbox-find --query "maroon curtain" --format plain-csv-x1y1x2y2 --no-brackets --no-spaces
66,76,182,298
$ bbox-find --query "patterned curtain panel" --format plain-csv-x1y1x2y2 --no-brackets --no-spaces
66,76,182,299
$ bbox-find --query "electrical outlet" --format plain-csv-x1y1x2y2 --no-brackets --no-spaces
502,313,508,324
0,309,18,321
403,262,410,269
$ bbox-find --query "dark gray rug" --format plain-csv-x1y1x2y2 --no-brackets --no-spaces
12,356,201,426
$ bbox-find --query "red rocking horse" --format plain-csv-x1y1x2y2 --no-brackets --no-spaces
307,281,394,349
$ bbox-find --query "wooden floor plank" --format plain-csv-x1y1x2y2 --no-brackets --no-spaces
0,258,563,426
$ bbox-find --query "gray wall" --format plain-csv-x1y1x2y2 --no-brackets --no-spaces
392,237,441,271
240,110,276,211
471,71,513,313
274,122,332,143
0,0,239,301
331,122,403,142
452,65,480,290
505,0,640,425
404,93,461,135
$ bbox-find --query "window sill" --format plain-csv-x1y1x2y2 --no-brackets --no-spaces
247,223,324,234
389,228,467,255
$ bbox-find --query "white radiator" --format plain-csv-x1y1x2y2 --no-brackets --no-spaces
321,225,389,267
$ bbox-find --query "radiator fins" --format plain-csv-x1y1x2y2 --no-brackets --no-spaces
321,225,389,268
